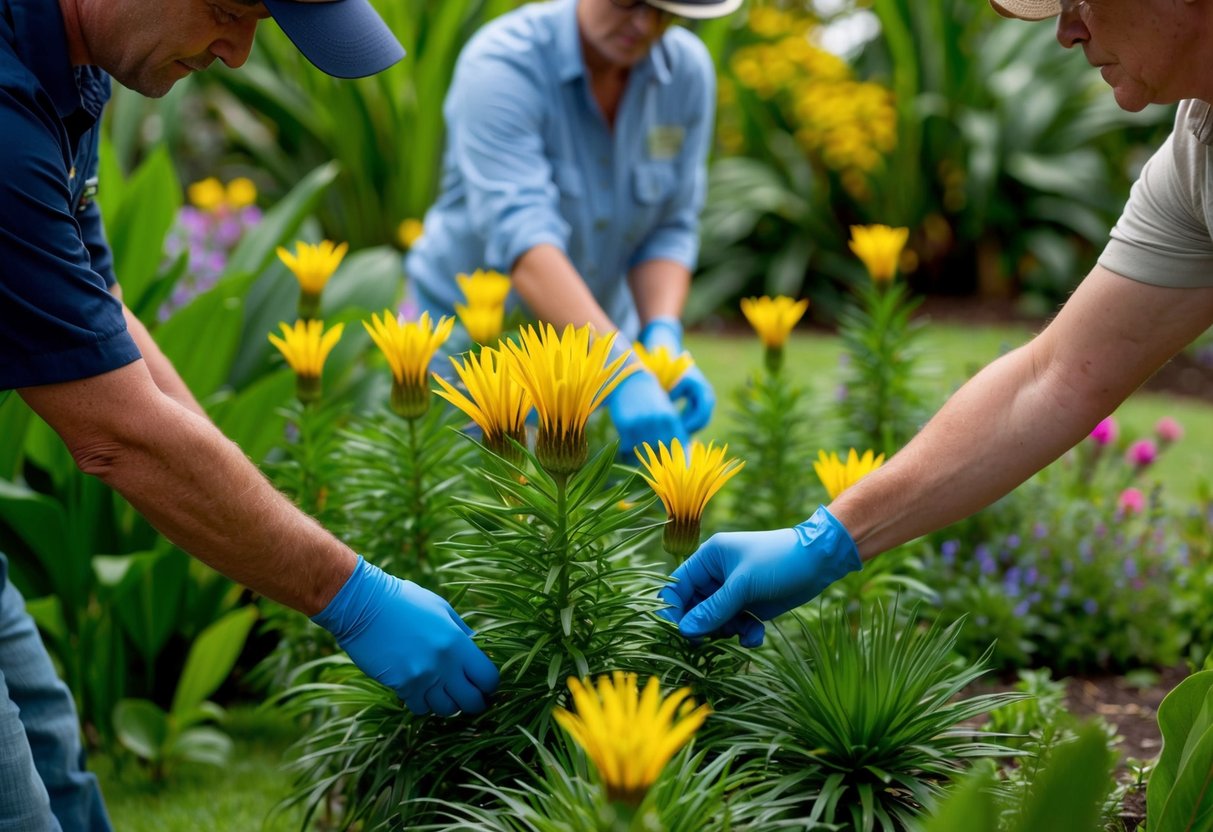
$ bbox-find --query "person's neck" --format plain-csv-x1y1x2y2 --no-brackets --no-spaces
57,0,92,66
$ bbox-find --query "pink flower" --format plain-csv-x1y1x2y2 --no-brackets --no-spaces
1155,416,1184,444
1118,487,1145,515
1125,439,1158,467
1089,417,1117,446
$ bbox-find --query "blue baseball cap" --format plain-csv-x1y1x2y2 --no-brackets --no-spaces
262,0,405,78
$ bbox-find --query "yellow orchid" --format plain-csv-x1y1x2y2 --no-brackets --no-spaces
434,345,532,461
456,302,506,346
504,323,636,476
397,218,424,249
848,224,910,284
740,295,809,373
636,438,744,559
632,344,693,393
554,672,710,807
267,320,344,404
813,448,885,501
456,269,511,308
276,240,349,319
363,311,454,419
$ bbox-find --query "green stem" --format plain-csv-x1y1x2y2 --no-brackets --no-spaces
554,472,570,619
407,416,426,567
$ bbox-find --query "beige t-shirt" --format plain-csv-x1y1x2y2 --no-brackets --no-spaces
1099,100,1213,287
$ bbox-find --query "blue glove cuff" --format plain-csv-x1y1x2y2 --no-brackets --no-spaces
311,555,380,641
794,506,862,581
640,316,683,350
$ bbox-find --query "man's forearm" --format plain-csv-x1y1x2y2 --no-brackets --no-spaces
629,259,690,325
20,362,356,615
512,244,616,333
112,286,207,419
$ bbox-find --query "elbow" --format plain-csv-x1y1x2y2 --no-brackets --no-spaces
68,436,130,482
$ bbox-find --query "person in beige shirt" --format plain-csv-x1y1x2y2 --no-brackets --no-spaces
658,0,1213,647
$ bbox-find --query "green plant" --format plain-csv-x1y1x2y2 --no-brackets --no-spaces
919,722,1116,832
112,606,258,780
720,603,1023,831
1146,669,1213,832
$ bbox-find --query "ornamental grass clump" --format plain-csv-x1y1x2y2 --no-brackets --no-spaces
635,438,744,560
362,310,454,420
728,295,815,529
838,224,929,457
720,603,1023,831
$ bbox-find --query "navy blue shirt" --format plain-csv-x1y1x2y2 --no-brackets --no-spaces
0,0,139,390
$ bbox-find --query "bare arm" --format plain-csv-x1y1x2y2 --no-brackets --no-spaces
512,243,616,333
109,283,207,419
830,266,1213,558
629,259,690,326
18,361,357,615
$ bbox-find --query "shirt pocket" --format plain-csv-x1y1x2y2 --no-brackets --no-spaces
633,161,676,205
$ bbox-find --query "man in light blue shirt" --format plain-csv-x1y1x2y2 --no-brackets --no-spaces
407,0,741,455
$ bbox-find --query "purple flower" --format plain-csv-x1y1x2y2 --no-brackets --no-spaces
1033,522,1049,539
1024,566,1039,586
1083,599,1098,615
940,539,959,567
1118,487,1145,516
1123,558,1138,579
1155,416,1183,444
976,544,996,575
1014,600,1030,617
835,385,849,403
1005,533,1021,549
1058,581,1071,599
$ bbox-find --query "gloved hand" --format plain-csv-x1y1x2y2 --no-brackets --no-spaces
312,556,500,716
658,506,862,647
605,366,689,457
639,316,716,434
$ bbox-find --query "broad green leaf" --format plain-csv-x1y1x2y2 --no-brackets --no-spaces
113,698,169,761
922,762,998,832
155,271,257,398
170,605,258,716
1012,722,1114,832
0,480,84,608
106,146,182,312
0,394,32,478
1150,670,1213,831
23,595,67,645
209,369,294,463
170,725,232,768
112,549,189,663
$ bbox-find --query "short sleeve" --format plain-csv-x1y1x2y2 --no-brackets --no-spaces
1098,101,1213,287
0,81,138,390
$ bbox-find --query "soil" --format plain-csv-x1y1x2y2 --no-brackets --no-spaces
1062,664,1189,762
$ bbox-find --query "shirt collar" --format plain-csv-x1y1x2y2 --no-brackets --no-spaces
9,0,110,122
553,0,674,86
1188,100,1213,146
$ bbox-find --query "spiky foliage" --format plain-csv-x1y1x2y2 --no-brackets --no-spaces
726,367,816,530
720,603,1024,831
326,402,474,581
277,440,686,829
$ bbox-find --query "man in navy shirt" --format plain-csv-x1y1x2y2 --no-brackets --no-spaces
0,1,498,828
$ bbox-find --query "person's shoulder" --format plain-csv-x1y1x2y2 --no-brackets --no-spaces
461,2,559,68
660,26,713,85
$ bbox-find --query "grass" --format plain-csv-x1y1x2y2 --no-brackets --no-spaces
687,321,1213,505
91,706,305,832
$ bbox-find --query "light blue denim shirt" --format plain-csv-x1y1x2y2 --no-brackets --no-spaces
405,0,715,341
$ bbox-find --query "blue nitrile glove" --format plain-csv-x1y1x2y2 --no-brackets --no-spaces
639,316,716,434
312,556,500,717
658,506,861,647
605,363,689,457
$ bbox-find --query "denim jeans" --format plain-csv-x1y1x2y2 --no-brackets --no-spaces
0,555,111,831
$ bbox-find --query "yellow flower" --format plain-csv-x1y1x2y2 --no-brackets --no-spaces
813,448,885,501
632,344,693,393
277,240,349,319
268,320,344,404
504,324,636,476
225,177,257,209
187,178,225,212
397,218,424,249
456,302,506,346
553,672,710,807
434,345,532,461
848,224,910,284
456,269,511,308
636,439,744,559
740,296,809,349
363,311,454,419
